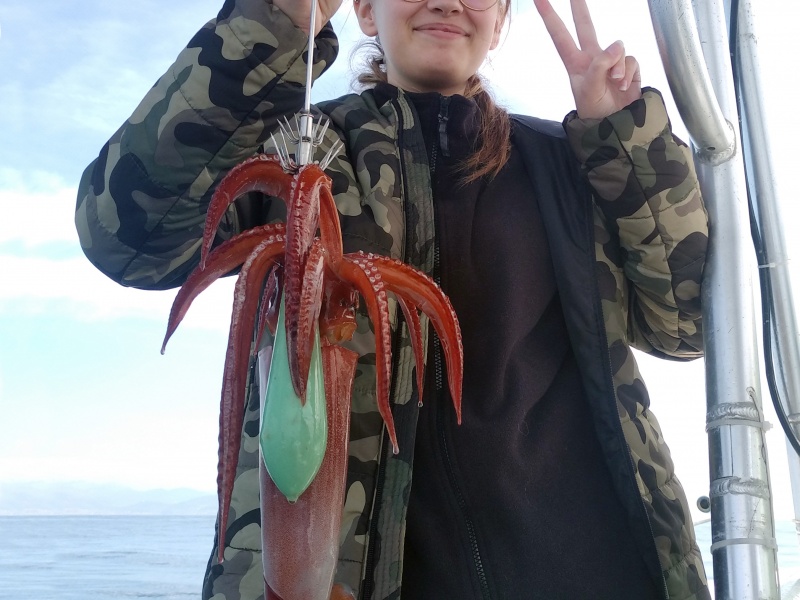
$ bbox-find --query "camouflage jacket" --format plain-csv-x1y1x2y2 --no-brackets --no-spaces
75,1,710,599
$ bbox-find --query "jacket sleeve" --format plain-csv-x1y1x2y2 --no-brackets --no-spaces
564,88,707,359
74,0,338,290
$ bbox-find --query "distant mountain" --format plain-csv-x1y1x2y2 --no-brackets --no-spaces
0,481,217,516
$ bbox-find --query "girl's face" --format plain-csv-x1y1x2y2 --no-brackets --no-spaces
355,0,506,96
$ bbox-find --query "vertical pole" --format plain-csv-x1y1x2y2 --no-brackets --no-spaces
647,0,780,596
735,0,800,556
693,0,780,596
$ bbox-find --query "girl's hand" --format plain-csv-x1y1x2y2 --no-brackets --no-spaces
534,0,642,119
272,0,344,36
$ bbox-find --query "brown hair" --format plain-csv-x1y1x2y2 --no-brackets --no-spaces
354,6,512,184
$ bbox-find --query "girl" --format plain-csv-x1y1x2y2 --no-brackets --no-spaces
76,0,710,597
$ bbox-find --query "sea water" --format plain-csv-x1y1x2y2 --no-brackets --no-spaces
0,515,215,599
0,516,798,599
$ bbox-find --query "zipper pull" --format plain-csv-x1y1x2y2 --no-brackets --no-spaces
438,97,450,158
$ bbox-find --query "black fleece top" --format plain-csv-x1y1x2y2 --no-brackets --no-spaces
391,87,660,600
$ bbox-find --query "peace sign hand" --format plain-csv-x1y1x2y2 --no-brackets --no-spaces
534,0,642,120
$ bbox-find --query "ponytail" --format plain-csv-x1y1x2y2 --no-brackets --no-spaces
460,74,511,184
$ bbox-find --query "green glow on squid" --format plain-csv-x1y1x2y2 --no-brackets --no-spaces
260,297,327,502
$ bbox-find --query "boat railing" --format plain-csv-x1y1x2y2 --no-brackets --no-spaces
648,0,800,598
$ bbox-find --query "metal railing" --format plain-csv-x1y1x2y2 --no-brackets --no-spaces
648,0,800,597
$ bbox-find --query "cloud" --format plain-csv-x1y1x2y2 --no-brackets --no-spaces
0,166,234,330
0,169,80,248
0,252,236,331
0,432,218,492
0,0,222,183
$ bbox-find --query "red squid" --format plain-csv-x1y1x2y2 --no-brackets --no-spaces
162,152,463,599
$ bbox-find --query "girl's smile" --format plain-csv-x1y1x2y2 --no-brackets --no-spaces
414,23,469,39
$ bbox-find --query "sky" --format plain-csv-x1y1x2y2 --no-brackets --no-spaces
0,0,798,527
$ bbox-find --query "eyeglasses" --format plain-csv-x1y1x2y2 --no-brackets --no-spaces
401,0,500,12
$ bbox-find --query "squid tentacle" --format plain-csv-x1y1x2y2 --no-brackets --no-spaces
201,155,293,268
283,166,329,400
255,266,282,349
162,224,286,353
357,252,463,422
336,254,398,453
162,228,288,563
214,236,286,562
294,240,327,401
317,185,344,265
396,296,425,408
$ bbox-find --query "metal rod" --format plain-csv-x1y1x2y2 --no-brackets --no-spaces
647,0,780,596
295,7,318,167
696,0,780,596
304,7,317,112
270,10,342,173
735,2,800,553
646,0,736,165
695,0,780,600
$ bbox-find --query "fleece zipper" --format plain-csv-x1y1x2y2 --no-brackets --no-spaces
361,94,415,600
430,95,492,600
